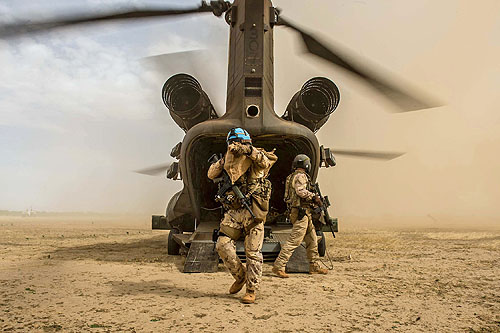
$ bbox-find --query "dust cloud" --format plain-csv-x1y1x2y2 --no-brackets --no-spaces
273,0,500,228
1,0,499,229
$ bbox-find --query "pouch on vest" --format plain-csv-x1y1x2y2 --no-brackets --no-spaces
220,224,243,241
250,178,272,223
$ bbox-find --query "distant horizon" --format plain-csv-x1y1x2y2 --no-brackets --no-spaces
0,209,153,216
1,209,498,230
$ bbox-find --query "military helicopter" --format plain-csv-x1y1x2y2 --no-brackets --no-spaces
1,0,439,272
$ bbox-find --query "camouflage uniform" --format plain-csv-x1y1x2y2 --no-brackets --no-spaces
274,169,320,271
208,142,276,292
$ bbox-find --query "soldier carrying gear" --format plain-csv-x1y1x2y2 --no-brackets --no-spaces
208,127,277,304
273,154,328,278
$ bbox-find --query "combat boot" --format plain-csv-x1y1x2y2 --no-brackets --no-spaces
241,289,256,304
272,266,289,278
309,262,328,275
229,267,246,294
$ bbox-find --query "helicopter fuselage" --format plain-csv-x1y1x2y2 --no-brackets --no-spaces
162,0,338,232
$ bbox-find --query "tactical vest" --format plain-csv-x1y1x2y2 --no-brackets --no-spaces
221,171,250,210
284,170,310,208
222,147,276,222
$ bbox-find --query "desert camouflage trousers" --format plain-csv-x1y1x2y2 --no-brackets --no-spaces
215,208,264,291
274,207,320,270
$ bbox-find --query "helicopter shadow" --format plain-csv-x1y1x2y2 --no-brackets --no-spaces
49,234,185,271
105,278,232,300
48,236,237,300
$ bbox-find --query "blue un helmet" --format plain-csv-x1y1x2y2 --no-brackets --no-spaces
226,127,252,145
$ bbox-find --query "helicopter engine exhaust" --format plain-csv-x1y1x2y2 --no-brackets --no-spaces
282,77,340,133
162,73,218,132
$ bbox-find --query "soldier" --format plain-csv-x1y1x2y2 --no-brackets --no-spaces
273,154,328,278
208,128,277,304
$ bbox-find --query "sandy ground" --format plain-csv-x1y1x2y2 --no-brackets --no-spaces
0,215,499,332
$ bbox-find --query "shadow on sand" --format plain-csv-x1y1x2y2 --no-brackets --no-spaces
105,279,232,300
49,235,185,271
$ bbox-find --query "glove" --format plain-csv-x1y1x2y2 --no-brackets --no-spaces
314,195,323,206
241,144,253,155
229,142,252,155
228,143,240,154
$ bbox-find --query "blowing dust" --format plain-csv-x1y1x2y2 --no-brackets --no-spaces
1,0,499,227
272,0,500,229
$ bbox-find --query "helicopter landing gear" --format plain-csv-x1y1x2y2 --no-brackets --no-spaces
167,228,181,255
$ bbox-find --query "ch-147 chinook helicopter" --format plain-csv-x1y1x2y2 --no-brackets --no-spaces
1,0,439,272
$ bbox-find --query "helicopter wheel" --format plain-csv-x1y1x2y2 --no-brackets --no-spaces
167,228,181,255
317,230,326,257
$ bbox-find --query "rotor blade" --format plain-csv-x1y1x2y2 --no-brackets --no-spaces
133,162,172,176
278,16,441,112
140,47,227,115
333,149,404,160
0,5,213,38
141,50,206,75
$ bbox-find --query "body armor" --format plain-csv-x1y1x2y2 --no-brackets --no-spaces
284,170,311,208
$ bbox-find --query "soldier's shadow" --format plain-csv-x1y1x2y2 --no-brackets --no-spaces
49,235,185,271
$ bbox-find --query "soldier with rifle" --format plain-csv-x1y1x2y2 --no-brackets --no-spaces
273,154,329,278
208,127,277,304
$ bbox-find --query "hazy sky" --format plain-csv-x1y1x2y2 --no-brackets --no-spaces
1,0,499,223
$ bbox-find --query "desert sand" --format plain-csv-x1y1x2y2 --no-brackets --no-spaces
0,215,499,332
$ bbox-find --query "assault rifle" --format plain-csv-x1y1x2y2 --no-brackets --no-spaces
208,154,256,219
311,182,336,238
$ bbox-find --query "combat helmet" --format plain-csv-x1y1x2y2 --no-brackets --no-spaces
292,154,312,174
226,127,252,144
